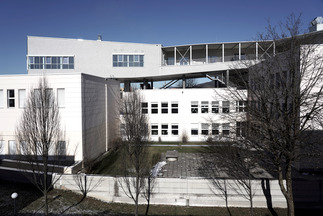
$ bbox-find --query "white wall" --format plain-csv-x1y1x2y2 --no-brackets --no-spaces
124,88,247,142
55,174,287,208
27,36,162,79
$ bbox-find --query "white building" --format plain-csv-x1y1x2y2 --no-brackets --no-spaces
0,20,322,162
0,73,119,162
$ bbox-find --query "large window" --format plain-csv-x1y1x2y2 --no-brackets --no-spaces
28,56,74,69
7,89,15,108
171,102,178,113
113,54,144,67
161,102,168,114
191,101,198,113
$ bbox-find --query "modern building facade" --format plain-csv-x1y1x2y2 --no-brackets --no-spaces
0,73,119,162
0,19,322,162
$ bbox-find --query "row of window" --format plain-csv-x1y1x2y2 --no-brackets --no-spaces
149,122,246,137
113,54,144,67
140,101,246,114
0,140,66,155
28,56,74,69
0,88,65,108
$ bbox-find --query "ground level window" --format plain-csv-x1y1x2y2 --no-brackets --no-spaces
191,123,198,135
151,124,158,135
8,140,17,155
212,123,219,135
222,123,230,136
171,124,178,135
201,123,209,135
161,124,168,135
236,121,246,137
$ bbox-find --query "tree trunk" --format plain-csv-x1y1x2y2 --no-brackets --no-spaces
277,163,295,216
145,177,151,216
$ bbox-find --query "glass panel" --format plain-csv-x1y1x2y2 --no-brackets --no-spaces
57,88,65,108
19,89,26,108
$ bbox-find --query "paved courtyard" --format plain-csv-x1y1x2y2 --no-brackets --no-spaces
159,152,206,178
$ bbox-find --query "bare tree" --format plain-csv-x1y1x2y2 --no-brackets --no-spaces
226,14,323,216
16,77,65,215
119,90,151,216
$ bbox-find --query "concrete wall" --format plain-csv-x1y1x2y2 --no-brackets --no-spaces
81,74,120,161
130,88,247,142
55,174,287,208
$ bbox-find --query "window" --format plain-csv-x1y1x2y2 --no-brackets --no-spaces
161,102,168,114
201,101,208,113
8,140,16,155
151,102,158,114
7,89,15,108
212,123,219,135
45,89,53,107
212,101,219,113
0,140,4,154
151,124,158,135
57,141,66,156
222,123,230,136
28,56,74,69
120,123,126,137
18,89,26,108
171,102,178,113
171,124,178,135
141,102,148,114
201,123,209,135
191,123,198,135
236,121,247,137
0,90,3,108
222,101,230,113
57,88,65,108
161,124,168,135
236,101,247,112
191,101,198,113
113,54,144,67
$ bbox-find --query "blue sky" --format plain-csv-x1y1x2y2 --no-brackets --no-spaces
0,0,322,75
